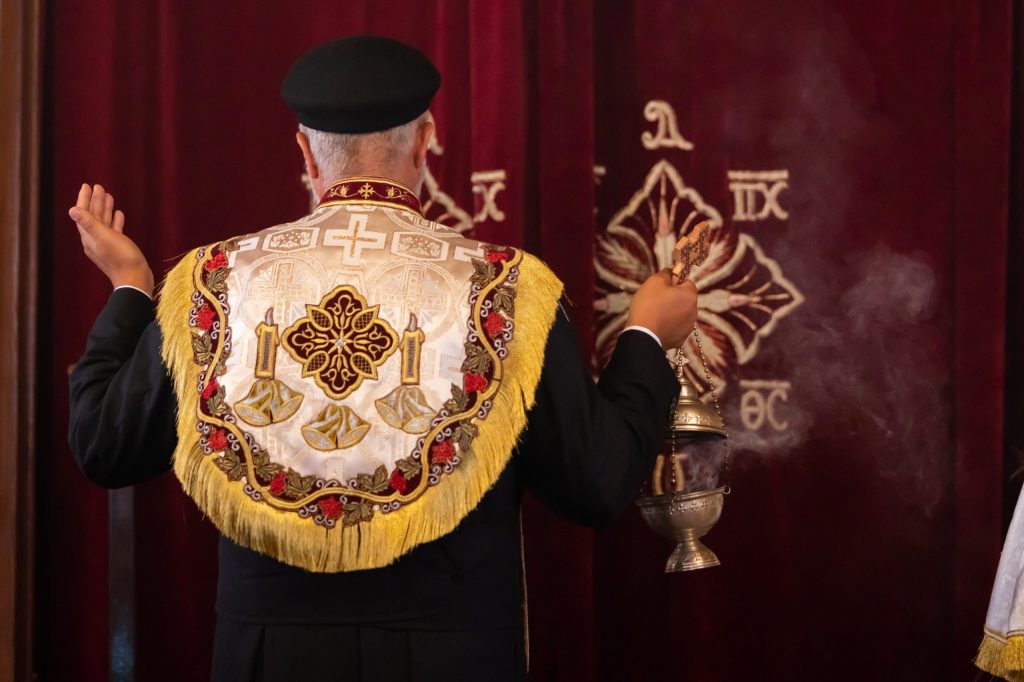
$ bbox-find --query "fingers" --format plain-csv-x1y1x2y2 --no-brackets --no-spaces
75,183,91,211
655,265,697,292
655,268,698,291
89,184,105,218
68,205,101,232
69,182,117,235
677,280,698,307
112,210,125,233
671,261,686,285
103,193,114,227
71,183,121,229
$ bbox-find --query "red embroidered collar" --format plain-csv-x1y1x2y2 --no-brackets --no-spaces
318,177,423,216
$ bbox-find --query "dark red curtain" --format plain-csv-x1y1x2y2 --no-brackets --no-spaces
37,1,1018,680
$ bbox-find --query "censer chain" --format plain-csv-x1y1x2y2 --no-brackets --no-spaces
689,324,731,493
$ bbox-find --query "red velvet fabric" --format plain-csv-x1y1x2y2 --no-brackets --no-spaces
37,1,1017,680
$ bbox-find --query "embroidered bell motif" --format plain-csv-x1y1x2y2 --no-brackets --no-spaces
376,313,435,434
376,386,435,434
234,308,304,426
235,378,304,426
301,405,371,451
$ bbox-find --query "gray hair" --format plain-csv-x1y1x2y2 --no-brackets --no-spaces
300,111,429,181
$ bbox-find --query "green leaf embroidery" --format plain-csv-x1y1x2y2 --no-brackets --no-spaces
214,450,246,481
207,387,230,417
461,342,492,374
206,266,230,294
253,450,284,481
191,332,213,365
284,470,316,498
469,259,496,287
342,499,374,527
444,383,469,414
355,465,390,494
396,457,422,479
492,286,516,316
453,421,479,452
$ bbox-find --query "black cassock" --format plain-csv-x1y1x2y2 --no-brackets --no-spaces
69,287,678,682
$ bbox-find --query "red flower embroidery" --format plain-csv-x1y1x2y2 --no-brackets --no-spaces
269,471,286,496
204,252,228,271
463,372,488,393
483,313,506,338
201,379,219,400
431,440,455,464
195,303,216,331
319,496,343,520
390,469,408,495
207,428,229,451
485,250,508,264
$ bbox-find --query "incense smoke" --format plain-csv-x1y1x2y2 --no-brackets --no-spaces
688,244,944,507
681,8,950,515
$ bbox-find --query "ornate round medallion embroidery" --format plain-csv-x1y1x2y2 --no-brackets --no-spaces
181,235,522,532
280,285,399,400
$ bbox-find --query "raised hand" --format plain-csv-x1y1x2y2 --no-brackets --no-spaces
626,269,699,350
68,183,155,297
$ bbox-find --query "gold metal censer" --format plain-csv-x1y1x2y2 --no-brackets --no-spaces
636,221,730,572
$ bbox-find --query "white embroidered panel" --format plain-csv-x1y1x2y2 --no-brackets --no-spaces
221,206,477,482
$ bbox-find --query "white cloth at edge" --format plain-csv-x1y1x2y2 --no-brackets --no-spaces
985,486,1024,646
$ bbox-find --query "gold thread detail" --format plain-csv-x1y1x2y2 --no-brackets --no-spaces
158,244,563,571
280,285,399,401
977,631,1024,681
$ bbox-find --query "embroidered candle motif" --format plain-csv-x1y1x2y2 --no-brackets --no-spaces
167,210,554,558
376,314,435,434
234,308,304,427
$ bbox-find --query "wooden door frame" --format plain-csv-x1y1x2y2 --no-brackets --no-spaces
0,0,40,680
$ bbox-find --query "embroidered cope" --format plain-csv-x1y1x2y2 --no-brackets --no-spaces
156,178,563,572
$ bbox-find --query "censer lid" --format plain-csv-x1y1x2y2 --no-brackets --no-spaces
668,375,726,442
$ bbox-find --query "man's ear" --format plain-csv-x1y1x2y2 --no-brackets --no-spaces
296,130,319,180
413,117,435,169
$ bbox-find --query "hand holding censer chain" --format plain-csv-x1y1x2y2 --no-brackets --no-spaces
636,220,731,573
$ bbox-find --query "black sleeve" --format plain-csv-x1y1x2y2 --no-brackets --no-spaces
68,288,178,488
516,307,679,526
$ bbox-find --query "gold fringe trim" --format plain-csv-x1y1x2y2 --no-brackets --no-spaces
976,631,1024,681
158,248,563,572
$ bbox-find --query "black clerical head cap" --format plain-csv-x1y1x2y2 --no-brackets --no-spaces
281,35,440,134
